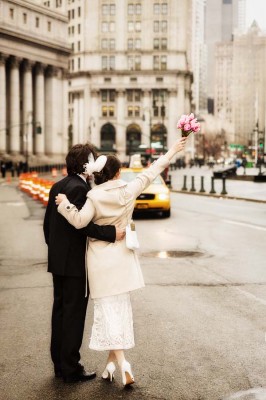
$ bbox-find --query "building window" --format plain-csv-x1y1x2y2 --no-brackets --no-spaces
56,0,62,7
102,106,108,117
161,38,167,49
72,9,74,18
128,21,134,31
78,6,81,17
102,4,108,15
154,21,159,32
162,3,168,14
110,39,115,50
136,4,141,14
78,24,81,34
48,21,51,31
153,56,160,70
127,90,141,102
127,106,140,117
110,22,115,32
128,39,133,50
102,56,108,70
36,17,39,28
72,26,75,34
110,4,116,15
71,59,74,71
162,20,167,32
68,10,71,20
109,106,114,117
102,39,108,49
71,42,74,51
128,4,134,14
78,57,81,70
102,22,108,32
153,38,159,50
23,13,27,24
161,55,167,70
135,56,141,70
128,56,134,70
78,41,81,51
154,3,160,14
9,8,14,19
135,39,141,50
135,21,141,31
110,56,115,70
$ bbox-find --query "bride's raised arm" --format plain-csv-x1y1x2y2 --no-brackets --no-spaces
127,136,187,199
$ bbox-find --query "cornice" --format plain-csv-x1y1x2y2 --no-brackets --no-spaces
0,28,71,56
6,0,68,22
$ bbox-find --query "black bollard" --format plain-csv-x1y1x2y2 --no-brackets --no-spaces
199,176,205,193
181,175,187,191
190,176,196,192
210,177,216,194
221,176,227,195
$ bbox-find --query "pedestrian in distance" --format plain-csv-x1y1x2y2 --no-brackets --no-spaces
55,136,187,387
43,143,125,384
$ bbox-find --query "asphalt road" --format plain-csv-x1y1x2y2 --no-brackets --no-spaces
0,183,266,400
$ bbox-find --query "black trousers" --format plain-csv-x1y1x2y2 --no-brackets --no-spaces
51,274,88,377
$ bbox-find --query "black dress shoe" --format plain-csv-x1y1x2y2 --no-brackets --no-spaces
63,369,96,383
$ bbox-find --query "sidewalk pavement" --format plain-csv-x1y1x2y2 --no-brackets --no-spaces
169,166,266,203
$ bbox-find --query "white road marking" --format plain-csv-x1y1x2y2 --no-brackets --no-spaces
223,219,266,232
6,202,24,207
222,387,266,399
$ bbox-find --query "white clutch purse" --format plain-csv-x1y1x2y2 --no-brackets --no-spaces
126,221,140,251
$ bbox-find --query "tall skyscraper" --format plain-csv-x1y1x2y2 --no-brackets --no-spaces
205,0,246,113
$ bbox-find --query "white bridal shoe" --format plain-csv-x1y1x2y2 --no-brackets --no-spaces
102,362,116,382
121,360,135,386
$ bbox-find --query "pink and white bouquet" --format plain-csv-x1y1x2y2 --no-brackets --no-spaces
177,113,200,137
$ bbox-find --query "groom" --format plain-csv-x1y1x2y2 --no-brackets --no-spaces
43,143,125,383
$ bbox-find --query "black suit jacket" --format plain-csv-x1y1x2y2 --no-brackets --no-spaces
43,175,116,277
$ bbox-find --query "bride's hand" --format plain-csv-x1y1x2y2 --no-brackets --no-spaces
55,193,67,205
175,137,187,152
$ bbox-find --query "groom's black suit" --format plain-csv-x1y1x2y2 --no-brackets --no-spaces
43,174,115,378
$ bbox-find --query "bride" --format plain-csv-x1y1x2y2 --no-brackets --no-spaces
55,136,187,387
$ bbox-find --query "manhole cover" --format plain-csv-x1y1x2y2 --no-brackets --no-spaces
142,251,203,259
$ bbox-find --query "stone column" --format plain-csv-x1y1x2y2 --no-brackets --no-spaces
22,60,34,156
35,63,45,156
142,90,152,147
45,66,59,156
0,53,7,154
168,89,178,148
177,74,185,119
61,69,69,155
116,90,126,158
90,90,100,148
9,56,21,155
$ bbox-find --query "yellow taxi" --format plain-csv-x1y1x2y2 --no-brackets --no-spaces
120,166,171,218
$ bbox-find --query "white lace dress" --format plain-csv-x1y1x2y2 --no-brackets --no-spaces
89,293,135,351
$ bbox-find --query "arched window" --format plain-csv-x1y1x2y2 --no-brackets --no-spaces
126,123,141,155
100,123,116,151
151,123,167,152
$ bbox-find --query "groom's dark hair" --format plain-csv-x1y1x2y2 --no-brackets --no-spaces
66,143,97,175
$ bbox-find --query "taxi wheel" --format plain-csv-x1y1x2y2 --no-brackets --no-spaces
162,209,171,218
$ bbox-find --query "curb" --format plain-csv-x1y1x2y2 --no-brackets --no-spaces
171,190,266,204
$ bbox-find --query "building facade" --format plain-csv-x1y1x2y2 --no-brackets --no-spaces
214,22,266,150
205,0,246,113
0,0,70,163
44,0,193,162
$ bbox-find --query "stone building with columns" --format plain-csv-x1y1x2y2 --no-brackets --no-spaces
44,0,193,162
0,0,70,163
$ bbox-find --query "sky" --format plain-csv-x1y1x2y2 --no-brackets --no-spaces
246,0,266,29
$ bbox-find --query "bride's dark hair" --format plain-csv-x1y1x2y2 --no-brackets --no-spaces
93,155,121,185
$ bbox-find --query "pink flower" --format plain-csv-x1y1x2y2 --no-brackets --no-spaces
188,113,195,121
184,123,191,132
179,115,187,124
190,119,197,128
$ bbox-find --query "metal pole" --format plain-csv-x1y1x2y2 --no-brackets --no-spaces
190,176,196,192
254,123,258,166
210,177,216,194
199,176,205,193
182,175,187,191
221,175,228,195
